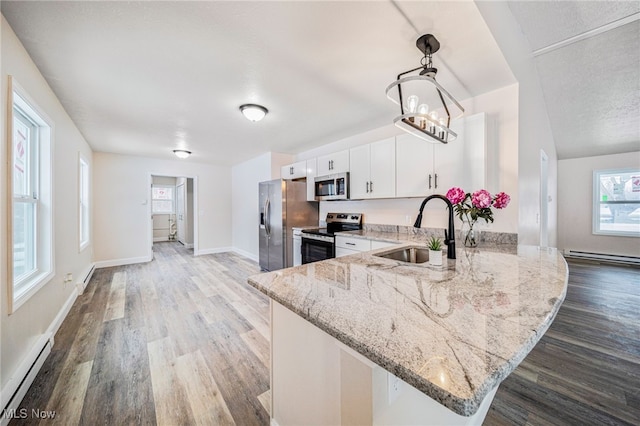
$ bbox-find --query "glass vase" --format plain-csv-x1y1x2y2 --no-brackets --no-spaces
461,220,478,248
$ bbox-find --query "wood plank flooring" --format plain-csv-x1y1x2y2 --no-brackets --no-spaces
10,244,640,425
485,259,640,426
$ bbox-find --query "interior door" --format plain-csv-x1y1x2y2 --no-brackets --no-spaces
176,183,186,244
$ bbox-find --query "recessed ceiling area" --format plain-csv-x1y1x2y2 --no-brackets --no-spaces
508,1,640,160
1,1,515,166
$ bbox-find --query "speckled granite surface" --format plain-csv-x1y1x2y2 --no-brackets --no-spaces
248,244,567,416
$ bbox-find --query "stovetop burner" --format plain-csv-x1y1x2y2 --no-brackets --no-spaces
301,213,363,238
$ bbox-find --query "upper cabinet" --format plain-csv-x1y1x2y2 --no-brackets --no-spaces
281,160,307,180
396,112,486,197
306,158,317,202
349,138,396,199
317,149,349,176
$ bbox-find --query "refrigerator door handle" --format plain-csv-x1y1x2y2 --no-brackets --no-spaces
265,198,271,236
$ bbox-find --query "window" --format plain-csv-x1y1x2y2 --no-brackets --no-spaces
79,155,90,250
9,77,54,314
152,185,175,214
593,169,640,237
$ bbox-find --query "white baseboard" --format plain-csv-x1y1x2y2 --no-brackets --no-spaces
94,255,152,268
563,249,640,266
153,237,169,242
195,246,233,256
75,263,96,295
231,247,259,262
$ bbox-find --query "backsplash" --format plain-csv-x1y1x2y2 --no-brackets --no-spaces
363,223,518,246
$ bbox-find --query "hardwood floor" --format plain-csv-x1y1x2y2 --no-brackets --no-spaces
485,259,640,426
12,242,270,425
10,245,640,425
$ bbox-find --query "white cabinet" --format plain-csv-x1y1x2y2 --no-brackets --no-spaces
371,240,398,250
317,149,349,176
349,138,396,199
335,236,399,257
281,160,307,180
306,158,317,201
396,112,486,197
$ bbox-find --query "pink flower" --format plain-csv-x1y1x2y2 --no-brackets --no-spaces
471,189,492,209
493,192,511,209
446,187,466,205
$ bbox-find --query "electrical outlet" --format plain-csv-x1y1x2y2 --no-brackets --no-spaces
64,273,73,283
388,372,402,404
405,215,412,225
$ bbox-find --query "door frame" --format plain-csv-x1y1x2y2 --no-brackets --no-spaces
148,173,199,257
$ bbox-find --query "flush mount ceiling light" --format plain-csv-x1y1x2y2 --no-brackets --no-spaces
386,34,464,144
173,149,191,159
239,104,268,122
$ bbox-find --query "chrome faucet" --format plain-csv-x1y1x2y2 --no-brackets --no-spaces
414,194,456,259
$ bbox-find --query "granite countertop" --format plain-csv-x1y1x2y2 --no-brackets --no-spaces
248,242,568,416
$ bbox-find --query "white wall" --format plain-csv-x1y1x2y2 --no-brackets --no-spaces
299,84,520,234
93,152,232,264
1,16,93,399
231,152,293,260
476,1,558,247
558,152,640,256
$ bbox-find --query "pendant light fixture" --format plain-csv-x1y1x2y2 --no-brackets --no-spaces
239,104,269,122
173,149,191,159
385,34,464,144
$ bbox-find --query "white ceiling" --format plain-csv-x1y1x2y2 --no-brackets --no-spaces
508,1,640,159
1,1,515,166
3,2,636,165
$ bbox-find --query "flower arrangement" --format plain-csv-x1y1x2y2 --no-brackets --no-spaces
445,187,511,247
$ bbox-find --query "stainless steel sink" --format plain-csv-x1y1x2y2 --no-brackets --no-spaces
374,246,431,264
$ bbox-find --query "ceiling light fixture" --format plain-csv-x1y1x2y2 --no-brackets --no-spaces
173,149,191,159
239,104,268,122
386,34,464,144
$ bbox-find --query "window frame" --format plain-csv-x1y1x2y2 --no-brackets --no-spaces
593,168,640,238
151,184,175,214
8,76,55,314
79,154,90,251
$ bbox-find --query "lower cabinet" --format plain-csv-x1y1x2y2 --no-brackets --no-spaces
335,236,398,257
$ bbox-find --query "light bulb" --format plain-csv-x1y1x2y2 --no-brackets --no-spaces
438,118,446,139
428,111,438,133
418,104,429,129
405,95,419,113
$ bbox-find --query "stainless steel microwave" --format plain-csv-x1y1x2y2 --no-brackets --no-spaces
314,172,349,201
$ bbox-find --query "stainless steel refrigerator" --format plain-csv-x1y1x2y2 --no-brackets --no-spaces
259,179,318,271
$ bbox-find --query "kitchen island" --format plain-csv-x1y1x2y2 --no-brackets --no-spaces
248,243,568,425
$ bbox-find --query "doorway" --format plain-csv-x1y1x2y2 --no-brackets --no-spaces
150,174,197,256
540,150,549,247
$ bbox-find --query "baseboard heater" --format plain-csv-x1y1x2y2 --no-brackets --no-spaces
563,249,640,266
76,263,96,295
1,337,52,425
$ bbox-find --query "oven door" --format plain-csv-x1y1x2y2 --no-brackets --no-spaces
301,234,335,264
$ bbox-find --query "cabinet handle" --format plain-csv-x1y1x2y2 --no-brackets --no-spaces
434,174,438,189
346,242,356,246
428,174,432,189
366,182,369,193
290,166,293,175
370,181,373,192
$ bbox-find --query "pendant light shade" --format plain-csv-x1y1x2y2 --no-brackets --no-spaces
173,149,191,159
386,34,464,144
240,104,268,122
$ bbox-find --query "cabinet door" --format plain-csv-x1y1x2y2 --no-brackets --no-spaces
330,149,350,174
395,133,434,198
281,160,307,180
369,138,396,198
306,158,317,201
349,144,370,199
433,112,485,192
336,247,360,258
317,149,350,176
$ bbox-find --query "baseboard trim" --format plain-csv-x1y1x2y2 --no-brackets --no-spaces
195,246,233,256
563,249,640,266
95,255,152,268
231,247,258,262
76,263,96,295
